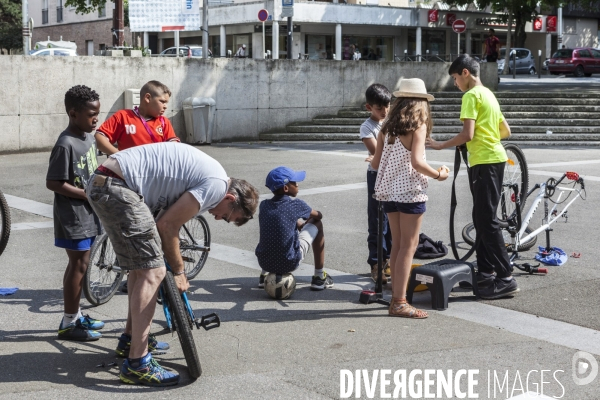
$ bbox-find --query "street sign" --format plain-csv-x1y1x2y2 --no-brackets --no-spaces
282,0,293,6
281,7,293,18
258,9,269,22
452,19,466,34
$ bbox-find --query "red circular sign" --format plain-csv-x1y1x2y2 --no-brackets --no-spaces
258,9,269,22
452,19,467,34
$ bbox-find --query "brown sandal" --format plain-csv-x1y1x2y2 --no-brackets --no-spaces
389,298,428,319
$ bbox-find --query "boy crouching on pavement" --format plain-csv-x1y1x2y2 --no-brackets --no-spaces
255,166,334,291
46,85,105,341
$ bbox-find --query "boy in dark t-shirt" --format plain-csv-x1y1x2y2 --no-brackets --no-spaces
46,85,104,341
255,166,333,291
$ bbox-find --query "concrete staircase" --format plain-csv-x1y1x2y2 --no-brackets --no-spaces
259,92,600,145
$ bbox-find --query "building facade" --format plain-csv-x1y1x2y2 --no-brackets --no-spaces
29,0,131,55
26,1,600,60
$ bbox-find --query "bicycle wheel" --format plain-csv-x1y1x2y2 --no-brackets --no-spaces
179,216,211,280
0,189,10,256
462,223,538,252
163,271,202,378
84,233,124,306
500,143,529,224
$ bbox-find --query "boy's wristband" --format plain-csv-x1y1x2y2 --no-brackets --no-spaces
173,270,185,276
435,171,440,180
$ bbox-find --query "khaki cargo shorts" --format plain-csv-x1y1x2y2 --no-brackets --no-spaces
86,174,164,270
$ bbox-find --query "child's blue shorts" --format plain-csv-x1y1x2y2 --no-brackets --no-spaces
383,201,426,215
54,237,96,251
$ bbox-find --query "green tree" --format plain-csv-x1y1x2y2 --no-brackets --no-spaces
65,0,128,26
0,0,22,53
65,0,108,15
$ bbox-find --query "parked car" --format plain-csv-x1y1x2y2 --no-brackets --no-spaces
159,45,212,58
497,48,536,75
548,47,600,77
29,48,77,56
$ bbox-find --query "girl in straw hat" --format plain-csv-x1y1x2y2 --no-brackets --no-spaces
370,78,449,319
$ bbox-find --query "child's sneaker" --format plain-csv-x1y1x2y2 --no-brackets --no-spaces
383,260,392,279
258,272,269,288
311,272,334,290
79,314,105,330
58,319,102,341
119,352,179,387
115,333,170,358
370,265,388,284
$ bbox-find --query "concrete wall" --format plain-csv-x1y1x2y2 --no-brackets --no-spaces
0,56,497,153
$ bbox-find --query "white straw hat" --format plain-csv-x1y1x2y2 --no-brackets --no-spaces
393,78,435,101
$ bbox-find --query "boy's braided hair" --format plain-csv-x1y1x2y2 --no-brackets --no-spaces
64,85,99,113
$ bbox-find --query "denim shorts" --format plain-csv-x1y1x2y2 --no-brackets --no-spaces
86,174,164,270
54,237,96,251
382,201,426,215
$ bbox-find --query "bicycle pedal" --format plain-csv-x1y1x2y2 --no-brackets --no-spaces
181,256,195,262
196,313,220,331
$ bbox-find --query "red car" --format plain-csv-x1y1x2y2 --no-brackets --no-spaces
548,47,600,77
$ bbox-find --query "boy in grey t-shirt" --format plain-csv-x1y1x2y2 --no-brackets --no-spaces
360,83,392,283
46,85,104,342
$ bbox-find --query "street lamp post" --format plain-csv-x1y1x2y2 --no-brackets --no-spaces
22,0,30,54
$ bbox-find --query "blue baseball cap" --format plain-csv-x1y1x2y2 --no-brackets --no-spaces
265,166,306,192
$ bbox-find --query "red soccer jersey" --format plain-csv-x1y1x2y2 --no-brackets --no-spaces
96,109,180,151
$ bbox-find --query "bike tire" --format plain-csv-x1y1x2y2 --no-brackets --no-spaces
163,271,202,379
84,233,124,306
0,189,10,256
462,223,538,252
180,216,211,280
501,143,529,224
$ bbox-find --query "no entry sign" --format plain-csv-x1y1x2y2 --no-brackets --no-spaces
452,19,466,34
258,9,269,22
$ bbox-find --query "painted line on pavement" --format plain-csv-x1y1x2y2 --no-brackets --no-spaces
5,194,53,219
209,242,600,357
11,221,55,231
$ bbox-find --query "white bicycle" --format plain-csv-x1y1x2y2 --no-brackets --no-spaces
462,171,586,265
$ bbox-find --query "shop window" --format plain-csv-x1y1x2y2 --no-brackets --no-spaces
342,36,394,61
305,35,334,60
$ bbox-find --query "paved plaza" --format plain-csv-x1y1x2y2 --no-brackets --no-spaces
0,143,599,399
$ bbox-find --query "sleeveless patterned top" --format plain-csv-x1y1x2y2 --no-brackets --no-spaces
374,134,429,203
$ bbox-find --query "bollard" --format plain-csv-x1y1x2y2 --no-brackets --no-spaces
511,49,516,79
538,50,542,79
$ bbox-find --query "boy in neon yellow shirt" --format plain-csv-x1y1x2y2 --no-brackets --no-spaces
426,54,518,300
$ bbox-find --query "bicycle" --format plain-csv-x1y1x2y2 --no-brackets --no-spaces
0,188,10,256
450,143,531,260
83,215,211,306
462,171,586,265
159,259,220,379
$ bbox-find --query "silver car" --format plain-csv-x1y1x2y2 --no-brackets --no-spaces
497,48,536,75
159,45,212,58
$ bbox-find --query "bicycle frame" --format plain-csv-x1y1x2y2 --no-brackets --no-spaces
160,260,220,332
512,172,585,253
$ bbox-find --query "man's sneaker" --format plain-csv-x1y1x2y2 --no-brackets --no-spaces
258,273,269,288
115,333,170,358
58,319,102,341
119,352,179,387
459,271,495,289
120,280,128,293
79,314,105,330
479,277,520,300
311,272,334,290
370,265,388,284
